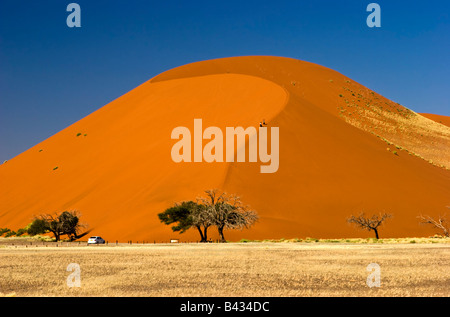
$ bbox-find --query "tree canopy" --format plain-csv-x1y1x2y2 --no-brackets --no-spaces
158,201,212,242
158,189,258,242
28,210,90,241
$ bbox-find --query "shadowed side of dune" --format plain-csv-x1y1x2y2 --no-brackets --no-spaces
222,91,450,240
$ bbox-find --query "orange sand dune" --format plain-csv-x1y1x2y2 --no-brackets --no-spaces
420,113,450,128
1,56,449,242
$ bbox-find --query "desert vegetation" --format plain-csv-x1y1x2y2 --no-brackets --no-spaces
418,213,449,237
0,210,90,242
158,201,212,242
3,206,449,244
0,243,448,297
347,212,392,239
159,189,258,242
336,83,450,169
1,206,449,297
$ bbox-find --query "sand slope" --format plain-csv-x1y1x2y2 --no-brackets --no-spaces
1,56,449,241
420,113,450,128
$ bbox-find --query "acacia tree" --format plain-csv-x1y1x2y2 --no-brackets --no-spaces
158,201,212,242
190,203,214,242
59,210,91,241
159,190,259,243
198,189,259,243
347,212,392,239
417,214,449,237
31,210,90,241
27,218,48,236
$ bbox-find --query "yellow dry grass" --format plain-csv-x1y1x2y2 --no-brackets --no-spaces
0,243,449,297
337,83,450,169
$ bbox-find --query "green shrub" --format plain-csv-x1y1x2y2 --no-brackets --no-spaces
5,230,16,237
27,219,48,236
0,228,11,236
15,228,27,236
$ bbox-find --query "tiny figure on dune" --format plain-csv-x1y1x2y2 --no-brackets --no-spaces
263,119,267,125
259,122,263,127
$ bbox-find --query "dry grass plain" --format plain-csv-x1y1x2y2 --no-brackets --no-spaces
0,241,449,297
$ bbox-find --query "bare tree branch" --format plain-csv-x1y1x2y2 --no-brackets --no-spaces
347,212,392,239
417,214,449,237
198,189,259,242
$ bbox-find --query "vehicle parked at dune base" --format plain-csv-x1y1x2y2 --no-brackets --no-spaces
87,236,105,245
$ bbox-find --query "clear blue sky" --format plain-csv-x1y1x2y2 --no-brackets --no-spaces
1,0,449,162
